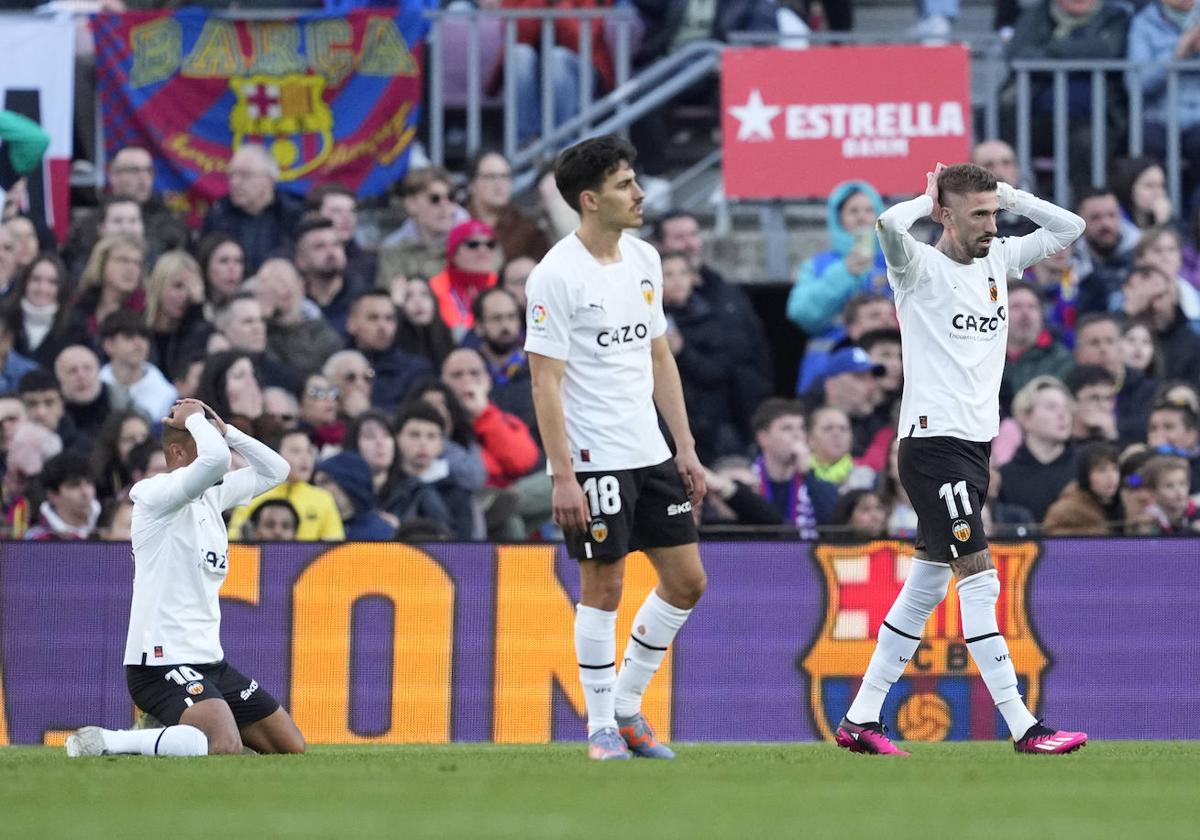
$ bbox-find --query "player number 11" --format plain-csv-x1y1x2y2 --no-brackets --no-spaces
938,480,973,518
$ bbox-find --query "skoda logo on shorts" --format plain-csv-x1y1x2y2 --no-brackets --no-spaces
952,519,972,542
589,518,609,543
186,681,205,696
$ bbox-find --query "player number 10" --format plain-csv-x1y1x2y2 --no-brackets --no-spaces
581,475,622,515
164,666,204,685
938,480,973,518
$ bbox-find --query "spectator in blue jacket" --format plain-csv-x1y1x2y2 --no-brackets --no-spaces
787,180,889,392
1126,0,1200,202
314,450,395,541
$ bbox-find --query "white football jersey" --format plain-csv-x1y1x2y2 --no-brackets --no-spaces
124,416,290,666
878,185,1084,443
524,232,672,472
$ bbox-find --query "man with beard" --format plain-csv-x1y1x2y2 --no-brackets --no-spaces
1072,188,1138,314
293,215,365,339
1120,264,1200,382
471,287,534,433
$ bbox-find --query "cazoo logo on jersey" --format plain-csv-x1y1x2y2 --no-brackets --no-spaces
951,305,1006,338
799,540,1047,741
596,322,649,348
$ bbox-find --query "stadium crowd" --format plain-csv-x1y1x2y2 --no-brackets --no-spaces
2,0,1200,542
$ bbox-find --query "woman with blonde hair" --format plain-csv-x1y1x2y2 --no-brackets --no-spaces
143,250,212,376
74,235,146,337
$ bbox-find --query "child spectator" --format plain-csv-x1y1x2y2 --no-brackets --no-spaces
749,397,839,538
314,451,396,541
1142,454,1200,533
244,498,300,542
998,376,1078,523
23,451,99,540
1043,442,1124,535
382,401,479,539
828,488,889,541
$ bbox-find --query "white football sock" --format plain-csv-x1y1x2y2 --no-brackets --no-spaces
574,604,617,736
958,570,1039,738
101,725,208,756
614,590,691,718
846,558,951,724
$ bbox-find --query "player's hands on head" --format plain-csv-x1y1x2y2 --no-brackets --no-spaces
164,398,206,429
551,475,591,535
675,447,707,507
925,162,945,222
197,400,228,437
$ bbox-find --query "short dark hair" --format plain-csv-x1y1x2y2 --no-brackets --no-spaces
1125,263,1172,288
41,451,94,492
99,193,139,222
396,400,447,436
1075,311,1123,337
295,213,335,242
99,310,150,341
349,288,395,316
471,286,519,324
18,369,61,396
751,397,806,433
305,183,354,211
937,163,997,200
651,210,697,242
856,327,901,354
554,134,637,213
1075,186,1116,211
250,498,300,529
657,249,692,267
1063,364,1117,395
843,292,890,327
126,439,160,475
279,427,316,449
1150,400,1200,432
1006,279,1040,301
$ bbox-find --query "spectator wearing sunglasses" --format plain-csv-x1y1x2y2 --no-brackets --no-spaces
378,167,470,288
429,220,500,340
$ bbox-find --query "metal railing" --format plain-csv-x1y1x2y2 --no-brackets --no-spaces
424,6,637,171
1010,58,1200,210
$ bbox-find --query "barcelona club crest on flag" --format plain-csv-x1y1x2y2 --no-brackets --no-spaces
799,540,1047,741
230,75,334,180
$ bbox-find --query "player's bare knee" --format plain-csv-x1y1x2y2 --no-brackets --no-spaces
666,569,706,608
282,731,306,754
207,733,244,755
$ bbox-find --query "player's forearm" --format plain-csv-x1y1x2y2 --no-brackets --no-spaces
876,195,931,268
652,348,697,454
225,427,290,486
531,374,575,478
1001,183,1085,248
175,415,233,499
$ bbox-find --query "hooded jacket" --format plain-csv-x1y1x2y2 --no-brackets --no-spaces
787,180,890,394
315,451,394,541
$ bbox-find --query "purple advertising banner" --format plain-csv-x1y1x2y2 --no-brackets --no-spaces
0,539,1197,745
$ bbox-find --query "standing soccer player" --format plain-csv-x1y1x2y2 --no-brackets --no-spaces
526,135,707,761
66,398,305,757
836,163,1089,756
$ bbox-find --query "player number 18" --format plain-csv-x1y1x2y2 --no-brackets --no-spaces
581,475,622,516
938,480,973,518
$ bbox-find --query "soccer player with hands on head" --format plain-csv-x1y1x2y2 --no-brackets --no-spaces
67,397,304,758
836,161,1090,756
526,135,707,761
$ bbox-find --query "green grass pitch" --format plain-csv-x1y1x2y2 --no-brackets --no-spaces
2,742,1197,839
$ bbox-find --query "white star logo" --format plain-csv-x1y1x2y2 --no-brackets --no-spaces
729,89,781,142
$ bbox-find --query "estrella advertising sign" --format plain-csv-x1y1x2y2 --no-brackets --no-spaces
722,46,972,198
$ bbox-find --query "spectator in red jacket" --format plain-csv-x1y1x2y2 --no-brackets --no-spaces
441,347,538,488
428,220,500,340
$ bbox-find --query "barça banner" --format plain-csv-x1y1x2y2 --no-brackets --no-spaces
721,46,972,198
92,4,429,216
1,539,1198,746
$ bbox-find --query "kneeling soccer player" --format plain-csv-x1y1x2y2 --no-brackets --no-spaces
67,399,304,757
